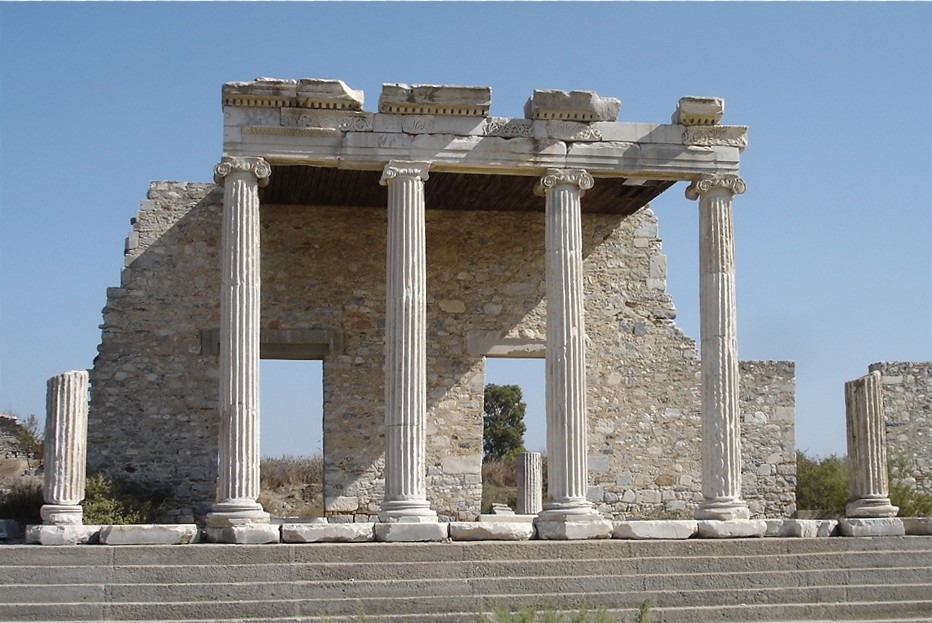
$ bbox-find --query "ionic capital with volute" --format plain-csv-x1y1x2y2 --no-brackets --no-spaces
213,156,271,187
535,168,594,196
380,160,430,185
685,173,746,200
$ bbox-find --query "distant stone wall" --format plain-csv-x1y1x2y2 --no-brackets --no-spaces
89,181,796,521
869,361,932,494
0,413,26,459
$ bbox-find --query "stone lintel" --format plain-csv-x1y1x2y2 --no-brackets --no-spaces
26,524,101,545
280,522,374,543
525,89,620,122
379,83,491,116
466,331,545,358
449,522,535,541
203,524,281,544
225,131,739,180
696,520,767,538
673,96,724,126
613,520,698,540
535,518,614,540
839,517,905,537
99,524,199,545
200,327,343,358
373,521,449,542
296,78,364,111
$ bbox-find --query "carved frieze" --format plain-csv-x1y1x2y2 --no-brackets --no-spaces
243,126,341,138
401,116,434,134
547,120,602,141
483,117,533,138
683,126,748,150
280,109,373,132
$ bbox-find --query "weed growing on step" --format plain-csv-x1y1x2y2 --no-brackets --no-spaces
82,474,168,524
475,600,650,623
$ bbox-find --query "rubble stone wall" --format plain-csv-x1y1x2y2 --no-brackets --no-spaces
870,361,932,494
89,180,796,521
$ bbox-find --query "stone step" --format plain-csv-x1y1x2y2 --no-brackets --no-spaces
3,590,932,623
3,565,931,605
3,548,931,587
3,537,932,567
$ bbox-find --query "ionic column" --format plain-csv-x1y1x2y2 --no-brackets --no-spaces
535,168,599,519
41,370,89,525
208,156,271,526
686,174,750,521
379,161,436,522
845,371,898,517
516,452,543,515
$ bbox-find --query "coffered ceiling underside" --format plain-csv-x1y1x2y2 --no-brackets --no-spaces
260,166,674,215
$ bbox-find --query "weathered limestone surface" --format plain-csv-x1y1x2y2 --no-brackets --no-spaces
765,519,837,538
42,370,89,526
902,517,932,535
613,520,697,540
516,452,543,515
374,521,448,542
26,524,100,545
535,518,613,540
839,517,905,537
280,522,374,543
870,361,932,495
845,371,898,518
449,521,535,541
525,90,621,122
696,519,767,538
99,524,199,545
89,184,795,521
203,524,280,544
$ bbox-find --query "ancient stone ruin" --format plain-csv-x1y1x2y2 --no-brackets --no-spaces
85,77,803,541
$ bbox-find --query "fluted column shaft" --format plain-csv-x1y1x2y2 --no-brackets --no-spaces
209,156,270,524
536,169,597,517
41,370,89,525
845,370,898,517
687,174,751,521
379,161,436,521
517,451,543,515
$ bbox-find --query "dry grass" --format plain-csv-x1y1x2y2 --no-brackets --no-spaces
259,455,324,518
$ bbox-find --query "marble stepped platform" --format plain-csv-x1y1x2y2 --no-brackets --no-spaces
1,537,931,622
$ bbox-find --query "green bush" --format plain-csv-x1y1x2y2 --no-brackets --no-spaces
82,474,168,525
795,451,848,517
888,454,932,517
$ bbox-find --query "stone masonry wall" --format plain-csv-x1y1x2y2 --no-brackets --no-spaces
89,180,796,521
870,361,932,494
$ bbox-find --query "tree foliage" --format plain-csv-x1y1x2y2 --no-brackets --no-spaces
14,414,43,471
482,384,527,461
796,451,849,517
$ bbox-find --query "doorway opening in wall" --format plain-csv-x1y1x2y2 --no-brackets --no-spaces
258,359,324,519
482,357,545,513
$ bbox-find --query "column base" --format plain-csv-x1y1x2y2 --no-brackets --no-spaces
206,499,270,528
40,504,83,525
846,497,899,518
378,499,437,523
535,502,613,540
695,497,751,521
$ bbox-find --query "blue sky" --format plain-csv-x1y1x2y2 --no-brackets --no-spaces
1,3,929,459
